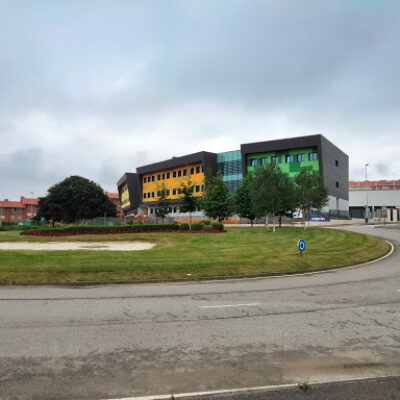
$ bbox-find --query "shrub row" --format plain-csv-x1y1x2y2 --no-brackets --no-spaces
21,222,225,237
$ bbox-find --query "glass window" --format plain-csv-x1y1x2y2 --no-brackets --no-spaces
286,155,294,163
166,190,170,196
157,191,160,196
335,160,339,167
150,208,154,214
157,175,161,181
336,181,339,188
308,152,318,161
173,207,177,213
162,173,165,179
251,159,257,167
151,192,155,198
201,166,204,172
196,166,200,173
151,176,155,182
261,157,268,165
271,156,280,164
195,185,200,192
190,168,194,174
173,171,176,178
173,189,176,195
147,192,150,197
178,188,182,194
167,172,170,179
144,177,147,183
144,193,147,199
183,169,187,176
178,170,182,177
297,154,305,162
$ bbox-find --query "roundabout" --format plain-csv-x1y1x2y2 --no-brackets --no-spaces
0,225,399,400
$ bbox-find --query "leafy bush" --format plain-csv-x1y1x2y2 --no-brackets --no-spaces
211,222,224,231
202,224,213,231
179,223,189,231
22,224,180,237
191,223,203,231
199,220,211,225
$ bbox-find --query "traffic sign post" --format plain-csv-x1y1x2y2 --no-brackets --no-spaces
298,239,306,256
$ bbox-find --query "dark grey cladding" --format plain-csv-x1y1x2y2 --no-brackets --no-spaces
117,172,141,211
136,151,217,176
241,134,349,200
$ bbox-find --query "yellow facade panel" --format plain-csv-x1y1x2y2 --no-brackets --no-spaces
142,162,205,202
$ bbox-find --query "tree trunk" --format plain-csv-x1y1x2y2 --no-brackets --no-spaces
273,215,276,232
265,215,269,229
279,215,282,227
189,212,192,230
250,219,253,227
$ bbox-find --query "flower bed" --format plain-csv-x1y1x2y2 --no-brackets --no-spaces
21,223,225,237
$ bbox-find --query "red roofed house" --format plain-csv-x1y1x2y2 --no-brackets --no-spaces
0,197,39,223
105,192,121,215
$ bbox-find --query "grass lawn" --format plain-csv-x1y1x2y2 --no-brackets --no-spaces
0,227,390,284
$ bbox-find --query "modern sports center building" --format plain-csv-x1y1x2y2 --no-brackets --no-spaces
117,134,349,220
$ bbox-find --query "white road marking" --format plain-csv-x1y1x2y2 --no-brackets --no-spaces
200,303,261,309
103,373,400,400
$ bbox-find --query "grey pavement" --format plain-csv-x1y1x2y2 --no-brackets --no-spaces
0,225,399,400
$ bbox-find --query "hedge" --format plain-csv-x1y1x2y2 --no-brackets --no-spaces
21,223,225,236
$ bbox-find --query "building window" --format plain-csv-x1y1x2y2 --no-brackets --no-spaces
190,167,194,174
177,188,182,194
335,160,339,167
173,189,176,195
147,192,150,197
162,173,165,179
308,152,318,161
173,207,177,213
336,181,339,188
151,176,155,182
150,208,154,214
251,159,257,167
157,191,160,197
166,189,170,196
169,207,172,213
18,216,22,220
157,175,160,181
144,177,147,183
167,172,170,179
10,216,15,220
152,192,155,198
173,171,177,178
196,166,200,173
297,154,305,162
183,169,187,176
144,193,147,199
178,170,182,177
201,166,204,172
286,155,293,163
195,185,200,192
271,156,280,164
261,157,268,165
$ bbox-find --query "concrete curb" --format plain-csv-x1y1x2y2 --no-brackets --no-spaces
0,238,394,287
102,374,400,400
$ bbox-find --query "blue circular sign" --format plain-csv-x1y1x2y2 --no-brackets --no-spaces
298,239,306,252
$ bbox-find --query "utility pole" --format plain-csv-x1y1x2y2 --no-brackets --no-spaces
365,164,369,224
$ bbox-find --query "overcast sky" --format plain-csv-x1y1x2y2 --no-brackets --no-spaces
1,0,399,199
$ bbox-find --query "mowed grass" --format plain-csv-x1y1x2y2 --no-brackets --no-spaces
0,228,389,284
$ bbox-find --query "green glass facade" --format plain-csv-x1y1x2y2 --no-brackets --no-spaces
246,148,319,177
217,150,243,192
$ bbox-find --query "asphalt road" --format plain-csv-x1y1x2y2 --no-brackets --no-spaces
0,225,399,400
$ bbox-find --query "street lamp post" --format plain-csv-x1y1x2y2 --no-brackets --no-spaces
365,163,369,224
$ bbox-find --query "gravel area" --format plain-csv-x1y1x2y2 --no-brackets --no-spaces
0,242,155,251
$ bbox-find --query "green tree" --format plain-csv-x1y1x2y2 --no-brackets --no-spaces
201,172,233,222
35,176,117,225
180,181,198,230
253,163,294,232
295,167,328,228
234,173,257,226
155,185,169,222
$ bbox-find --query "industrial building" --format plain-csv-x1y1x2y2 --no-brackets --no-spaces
117,134,349,219
349,180,400,222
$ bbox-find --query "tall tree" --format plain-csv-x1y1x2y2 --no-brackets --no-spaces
201,172,233,222
295,167,328,228
155,185,169,222
180,181,198,230
253,163,294,232
234,173,257,226
35,176,117,225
